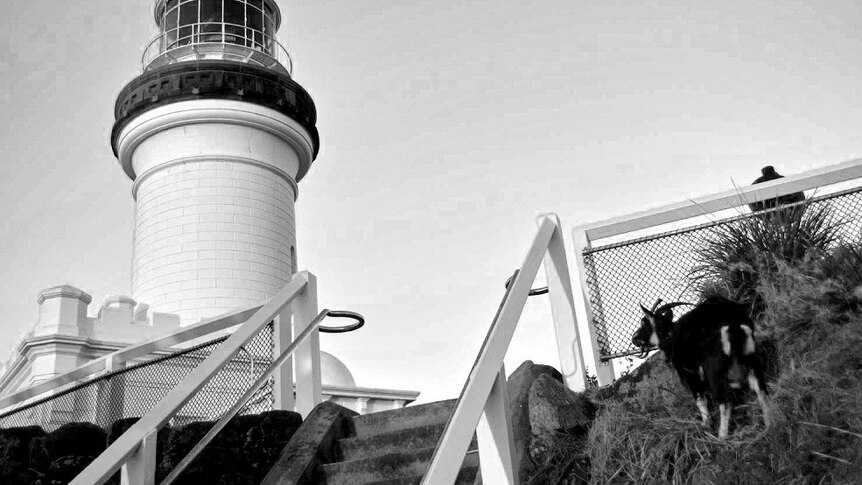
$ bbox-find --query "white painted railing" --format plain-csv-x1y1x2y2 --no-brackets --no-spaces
422,215,587,485
570,157,862,385
68,271,331,485
0,305,262,412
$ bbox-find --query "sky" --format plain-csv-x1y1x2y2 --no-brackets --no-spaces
1,0,861,404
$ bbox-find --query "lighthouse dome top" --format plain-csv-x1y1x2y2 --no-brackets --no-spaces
144,0,291,74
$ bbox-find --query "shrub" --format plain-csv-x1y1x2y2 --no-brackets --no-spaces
690,203,841,309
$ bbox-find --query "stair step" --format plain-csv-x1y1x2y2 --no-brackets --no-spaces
321,446,478,485
338,423,478,462
364,457,481,485
352,399,456,438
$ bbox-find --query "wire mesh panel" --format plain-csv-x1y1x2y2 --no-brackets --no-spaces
0,324,275,431
583,186,862,361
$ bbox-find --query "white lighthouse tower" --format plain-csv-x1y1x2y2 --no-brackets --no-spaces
111,0,318,325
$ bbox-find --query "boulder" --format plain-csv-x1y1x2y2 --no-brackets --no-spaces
525,373,595,481
528,374,594,441
506,361,564,481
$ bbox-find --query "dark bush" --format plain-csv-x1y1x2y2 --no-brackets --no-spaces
43,422,107,461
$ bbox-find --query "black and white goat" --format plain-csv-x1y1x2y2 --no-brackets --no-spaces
631,296,769,438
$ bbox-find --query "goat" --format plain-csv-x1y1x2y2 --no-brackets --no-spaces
631,296,769,438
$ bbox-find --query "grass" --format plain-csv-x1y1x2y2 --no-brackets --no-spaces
578,203,862,484
689,203,842,309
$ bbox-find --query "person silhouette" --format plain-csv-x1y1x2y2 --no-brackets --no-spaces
748,165,805,213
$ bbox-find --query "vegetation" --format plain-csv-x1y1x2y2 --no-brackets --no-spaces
582,203,862,484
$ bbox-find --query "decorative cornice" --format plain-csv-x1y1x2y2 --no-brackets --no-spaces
37,285,92,305
111,61,318,172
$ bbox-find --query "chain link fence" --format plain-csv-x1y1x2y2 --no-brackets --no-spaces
583,185,862,361
0,324,274,431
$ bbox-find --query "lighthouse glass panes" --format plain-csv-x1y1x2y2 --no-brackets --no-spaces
158,0,278,56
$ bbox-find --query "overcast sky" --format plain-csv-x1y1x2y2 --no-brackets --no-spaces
2,0,861,403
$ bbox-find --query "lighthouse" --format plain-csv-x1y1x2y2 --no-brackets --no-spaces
111,0,318,325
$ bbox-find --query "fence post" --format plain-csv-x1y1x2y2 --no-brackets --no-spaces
571,228,615,386
476,365,518,485
273,306,295,412
293,273,321,417
537,214,587,392
120,429,157,485
94,356,126,429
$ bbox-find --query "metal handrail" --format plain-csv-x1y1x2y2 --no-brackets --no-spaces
141,21,292,73
423,216,585,484
160,308,364,485
504,271,548,296
70,273,311,485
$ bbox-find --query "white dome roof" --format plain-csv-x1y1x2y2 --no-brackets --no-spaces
320,351,355,388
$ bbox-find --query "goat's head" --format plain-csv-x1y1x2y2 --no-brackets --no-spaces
631,299,687,357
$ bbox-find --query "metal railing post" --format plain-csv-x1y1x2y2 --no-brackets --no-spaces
422,219,556,485
293,273,321,417
476,364,518,484
272,307,295,412
120,429,157,485
537,213,588,392
94,356,126,428
571,228,615,385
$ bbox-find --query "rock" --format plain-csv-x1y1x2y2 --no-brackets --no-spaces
506,361,565,481
526,374,595,468
528,374,594,439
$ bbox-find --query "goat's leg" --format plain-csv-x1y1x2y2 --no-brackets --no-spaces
718,403,731,439
695,394,710,426
748,371,771,427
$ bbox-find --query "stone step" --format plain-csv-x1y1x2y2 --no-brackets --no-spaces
338,422,478,462
351,399,456,438
363,455,481,485
321,447,479,485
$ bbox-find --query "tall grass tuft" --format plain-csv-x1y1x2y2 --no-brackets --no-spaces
690,203,842,308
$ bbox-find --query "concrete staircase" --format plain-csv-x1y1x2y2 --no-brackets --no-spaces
321,399,481,485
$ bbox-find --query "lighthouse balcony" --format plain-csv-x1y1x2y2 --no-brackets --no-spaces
142,22,292,74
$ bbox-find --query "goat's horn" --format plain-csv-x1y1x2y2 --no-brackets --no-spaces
639,304,652,315
655,301,692,315
649,298,663,313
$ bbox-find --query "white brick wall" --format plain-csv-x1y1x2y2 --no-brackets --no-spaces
132,159,296,325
